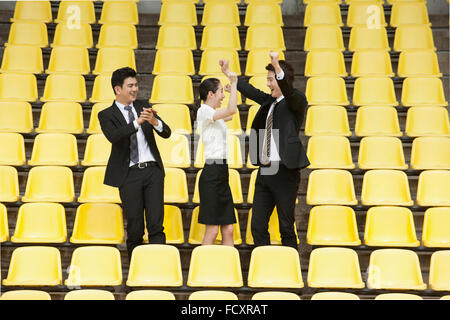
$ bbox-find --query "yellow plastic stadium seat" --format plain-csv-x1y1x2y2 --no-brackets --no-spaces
304,25,345,51
0,290,51,300
65,246,122,287
307,169,357,206
397,50,442,78
1,203,9,242
158,2,197,25
126,290,176,300
187,245,243,287
189,291,238,300
355,106,402,137
306,205,361,246
151,104,192,135
201,2,240,26
405,107,450,137
194,135,243,169
0,73,38,102
36,102,84,134
245,2,284,26
304,106,351,136
0,45,43,74
351,50,394,77
0,133,26,166
375,293,423,300
127,245,183,287
11,1,52,23
200,25,240,51
188,206,242,245
358,136,408,169
98,1,138,24
246,104,261,136
0,101,33,133
307,247,364,289
71,203,124,244
200,75,243,106
5,22,48,47
22,166,75,203
155,133,190,168
347,2,387,28
311,292,360,300
64,290,115,300
150,75,194,104
305,50,347,77
306,136,354,169
367,249,427,290
441,295,450,300
411,137,450,171
28,133,79,166
41,74,86,103
390,2,430,27
429,251,450,291
3,246,62,286
199,49,241,76
252,291,301,300
394,25,436,52
246,0,282,3
416,170,450,207
81,134,111,166
96,23,137,49
90,75,116,103
422,207,450,248
0,166,19,202
248,246,304,288
303,3,343,26
361,170,413,206
164,168,189,203
156,25,196,50
51,23,93,48
305,77,349,106
245,50,285,77
93,47,136,75
245,25,286,51
78,166,121,203
245,207,299,245
353,77,398,106
401,77,447,107
55,1,96,24
348,26,390,51
153,48,195,75
364,206,419,247
143,205,184,244
193,169,243,204
87,102,110,134
386,0,426,4
11,203,66,243
46,46,90,75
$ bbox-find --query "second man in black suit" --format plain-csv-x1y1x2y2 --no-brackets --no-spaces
98,67,171,260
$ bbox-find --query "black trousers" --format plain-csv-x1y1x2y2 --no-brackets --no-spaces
251,163,300,249
119,164,166,260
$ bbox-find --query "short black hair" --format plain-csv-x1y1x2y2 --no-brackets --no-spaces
265,60,295,84
111,67,137,94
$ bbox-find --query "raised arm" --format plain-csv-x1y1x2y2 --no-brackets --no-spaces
212,59,238,121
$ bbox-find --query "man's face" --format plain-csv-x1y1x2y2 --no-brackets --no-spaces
115,77,138,104
267,71,282,98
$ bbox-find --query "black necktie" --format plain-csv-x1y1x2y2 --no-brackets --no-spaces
124,105,139,164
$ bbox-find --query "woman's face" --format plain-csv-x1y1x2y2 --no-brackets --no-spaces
207,83,225,109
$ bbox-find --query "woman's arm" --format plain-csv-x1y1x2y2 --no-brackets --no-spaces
212,59,238,121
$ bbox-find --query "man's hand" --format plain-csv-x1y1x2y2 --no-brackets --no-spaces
137,108,158,126
269,51,282,75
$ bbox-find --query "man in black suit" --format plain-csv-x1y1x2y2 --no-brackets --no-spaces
238,52,310,249
98,67,171,260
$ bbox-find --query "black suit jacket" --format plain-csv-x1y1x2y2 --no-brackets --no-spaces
238,76,310,169
98,99,171,187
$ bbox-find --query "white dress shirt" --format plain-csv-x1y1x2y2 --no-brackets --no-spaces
263,70,285,162
197,103,228,160
115,101,163,167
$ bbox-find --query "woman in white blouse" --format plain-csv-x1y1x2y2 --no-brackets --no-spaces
196,60,238,246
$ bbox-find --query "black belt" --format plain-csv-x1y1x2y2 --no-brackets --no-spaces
130,161,158,169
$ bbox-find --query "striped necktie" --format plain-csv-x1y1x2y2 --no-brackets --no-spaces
261,101,277,164
124,105,139,164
